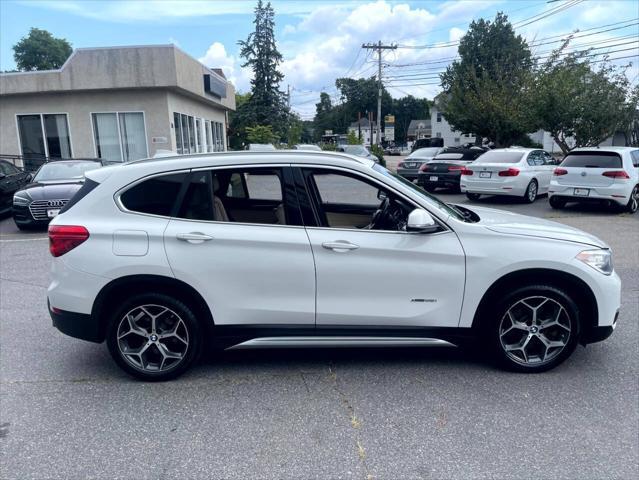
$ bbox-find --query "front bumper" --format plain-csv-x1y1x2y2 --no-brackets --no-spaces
12,204,50,229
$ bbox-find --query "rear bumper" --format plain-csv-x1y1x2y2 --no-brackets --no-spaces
396,168,419,180
549,183,632,205
49,300,102,343
460,177,528,196
418,172,461,188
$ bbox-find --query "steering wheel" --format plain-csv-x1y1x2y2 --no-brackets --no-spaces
367,196,392,230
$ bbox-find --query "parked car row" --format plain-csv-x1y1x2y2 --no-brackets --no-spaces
397,147,639,213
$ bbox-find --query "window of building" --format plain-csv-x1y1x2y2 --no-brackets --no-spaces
436,132,442,138
92,112,147,162
17,114,72,159
436,112,442,123
454,137,460,144
195,118,203,153
120,172,187,216
173,113,225,154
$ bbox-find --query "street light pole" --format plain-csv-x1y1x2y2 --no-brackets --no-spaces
362,41,397,147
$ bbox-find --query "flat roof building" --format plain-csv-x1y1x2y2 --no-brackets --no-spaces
0,44,235,167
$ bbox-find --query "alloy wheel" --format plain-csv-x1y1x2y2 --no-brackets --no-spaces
499,296,571,366
116,304,189,372
527,182,537,202
629,186,639,213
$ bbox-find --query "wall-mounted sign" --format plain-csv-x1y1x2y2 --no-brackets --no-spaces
384,115,395,124
152,137,168,144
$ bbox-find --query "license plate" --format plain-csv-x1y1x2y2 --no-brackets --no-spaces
47,209,60,218
405,163,415,168
479,171,492,178
574,188,590,196
429,176,438,182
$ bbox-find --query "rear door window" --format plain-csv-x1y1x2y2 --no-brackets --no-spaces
120,173,187,216
561,152,622,168
631,151,639,168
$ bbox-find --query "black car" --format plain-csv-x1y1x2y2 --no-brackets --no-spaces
12,159,104,229
418,147,486,192
0,160,33,216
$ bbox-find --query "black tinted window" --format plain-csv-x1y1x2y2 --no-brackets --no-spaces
121,173,187,216
561,152,622,168
631,151,639,167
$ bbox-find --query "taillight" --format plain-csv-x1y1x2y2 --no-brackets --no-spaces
461,168,473,175
602,170,630,179
553,168,568,176
397,162,404,168
499,168,520,177
419,163,430,172
49,225,90,257
448,165,464,171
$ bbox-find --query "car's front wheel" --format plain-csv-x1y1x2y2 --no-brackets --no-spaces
466,192,481,201
485,285,580,372
106,293,202,381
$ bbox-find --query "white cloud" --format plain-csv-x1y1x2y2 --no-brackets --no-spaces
198,42,252,92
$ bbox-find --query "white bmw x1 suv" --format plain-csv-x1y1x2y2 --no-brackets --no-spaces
48,151,621,380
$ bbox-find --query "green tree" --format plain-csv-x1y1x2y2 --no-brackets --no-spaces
228,92,254,150
13,28,72,71
346,130,362,145
238,0,289,139
534,43,639,154
287,118,303,147
246,125,277,145
440,12,534,147
391,96,430,142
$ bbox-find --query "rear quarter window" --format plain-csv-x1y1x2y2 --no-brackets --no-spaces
561,152,622,168
120,173,187,216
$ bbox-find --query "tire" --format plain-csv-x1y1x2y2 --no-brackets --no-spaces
549,196,566,209
424,185,436,193
106,293,202,381
466,192,481,201
483,284,580,373
626,185,639,214
523,180,538,203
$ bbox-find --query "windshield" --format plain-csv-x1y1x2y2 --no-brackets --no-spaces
33,161,100,182
474,151,524,164
372,164,466,221
344,145,368,155
410,147,440,158
561,152,622,168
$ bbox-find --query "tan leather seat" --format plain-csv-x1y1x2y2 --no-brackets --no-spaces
212,176,229,222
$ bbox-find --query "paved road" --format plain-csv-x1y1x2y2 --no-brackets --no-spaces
1,169,638,479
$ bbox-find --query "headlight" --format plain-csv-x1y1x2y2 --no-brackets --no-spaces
576,249,613,275
13,193,30,206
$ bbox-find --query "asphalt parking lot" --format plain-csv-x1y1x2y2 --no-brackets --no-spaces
1,159,638,479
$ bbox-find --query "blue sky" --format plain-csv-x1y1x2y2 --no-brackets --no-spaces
1,0,637,118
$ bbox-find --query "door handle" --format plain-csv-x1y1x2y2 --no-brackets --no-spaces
176,232,213,243
322,241,359,252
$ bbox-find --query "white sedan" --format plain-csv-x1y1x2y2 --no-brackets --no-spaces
460,148,557,203
549,147,639,213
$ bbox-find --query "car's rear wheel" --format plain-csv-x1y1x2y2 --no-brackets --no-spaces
549,196,566,209
106,293,202,381
466,192,481,201
485,285,580,373
424,185,436,193
626,185,638,214
523,180,538,203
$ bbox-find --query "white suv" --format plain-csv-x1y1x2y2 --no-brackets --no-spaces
48,151,621,380
549,147,639,213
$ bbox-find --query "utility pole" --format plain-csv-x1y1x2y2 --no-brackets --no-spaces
362,41,396,147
